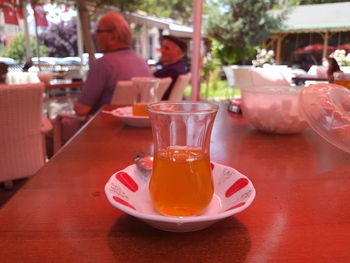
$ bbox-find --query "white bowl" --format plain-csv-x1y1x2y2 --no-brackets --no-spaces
111,106,150,127
241,85,308,134
104,162,256,232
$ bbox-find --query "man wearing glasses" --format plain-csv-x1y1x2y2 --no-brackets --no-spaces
74,11,152,116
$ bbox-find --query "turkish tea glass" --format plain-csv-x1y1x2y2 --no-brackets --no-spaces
132,77,160,116
147,101,219,217
334,72,350,89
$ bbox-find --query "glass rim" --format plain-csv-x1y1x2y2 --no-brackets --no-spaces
147,101,219,115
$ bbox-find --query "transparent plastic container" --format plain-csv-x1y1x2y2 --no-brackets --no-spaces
299,83,350,153
241,85,308,134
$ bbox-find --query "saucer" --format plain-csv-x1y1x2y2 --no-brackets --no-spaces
104,162,256,232
111,106,150,127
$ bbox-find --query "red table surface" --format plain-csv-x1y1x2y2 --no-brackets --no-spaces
0,103,350,263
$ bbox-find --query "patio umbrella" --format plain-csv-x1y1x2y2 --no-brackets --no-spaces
294,44,335,54
336,43,350,52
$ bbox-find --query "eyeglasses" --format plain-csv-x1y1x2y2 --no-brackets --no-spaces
94,29,114,34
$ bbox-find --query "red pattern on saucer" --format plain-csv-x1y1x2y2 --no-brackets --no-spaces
115,171,139,192
225,178,249,197
225,202,246,212
210,162,214,170
113,196,136,210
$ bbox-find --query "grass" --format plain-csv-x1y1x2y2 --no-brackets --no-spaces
184,79,241,101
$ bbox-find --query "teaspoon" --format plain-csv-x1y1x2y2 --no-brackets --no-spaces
134,154,153,171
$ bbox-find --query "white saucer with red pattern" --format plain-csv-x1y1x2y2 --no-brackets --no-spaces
111,106,150,127
104,162,256,232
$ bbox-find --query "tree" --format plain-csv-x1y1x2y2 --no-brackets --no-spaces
289,0,348,4
38,20,78,57
138,0,194,23
0,32,47,62
205,0,285,65
48,0,196,65
45,0,144,65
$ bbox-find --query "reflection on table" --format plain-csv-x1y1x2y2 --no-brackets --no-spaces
44,79,84,101
0,103,350,262
45,79,84,90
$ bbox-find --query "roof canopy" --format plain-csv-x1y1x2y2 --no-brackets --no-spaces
275,2,350,33
124,12,193,38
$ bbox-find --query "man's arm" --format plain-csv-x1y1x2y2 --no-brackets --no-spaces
74,101,92,116
74,59,104,117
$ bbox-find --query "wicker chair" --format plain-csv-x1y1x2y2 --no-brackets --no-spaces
0,83,51,188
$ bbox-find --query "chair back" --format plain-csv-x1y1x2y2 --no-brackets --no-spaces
232,68,252,89
223,66,235,87
0,83,45,183
307,65,317,75
250,67,291,87
111,77,171,105
168,73,191,101
157,77,172,100
111,80,134,105
6,72,40,85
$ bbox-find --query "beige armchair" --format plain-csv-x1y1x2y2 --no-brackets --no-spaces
0,83,52,188
168,73,191,101
52,78,172,154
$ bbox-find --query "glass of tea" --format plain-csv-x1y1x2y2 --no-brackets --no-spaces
132,77,160,116
147,101,219,217
334,72,350,89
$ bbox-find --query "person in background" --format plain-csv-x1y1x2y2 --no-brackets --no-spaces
22,58,33,72
0,63,8,83
327,57,342,83
154,35,188,100
74,11,152,116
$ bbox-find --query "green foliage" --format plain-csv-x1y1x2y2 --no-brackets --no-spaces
201,52,221,98
0,32,48,63
52,0,196,22
138,0,194,22
183,79,236,100
39,20,78,57
289,0,349,4
93,0,143,11
46,0,143,15
210,38,256,65
205,0,285,65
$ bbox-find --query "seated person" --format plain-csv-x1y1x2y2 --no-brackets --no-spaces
154,35,188,100
327,58,342,83
74,11,152,116
0,62,8,83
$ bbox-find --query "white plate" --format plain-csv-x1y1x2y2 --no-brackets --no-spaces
111,106,150,127
104,162,256,232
